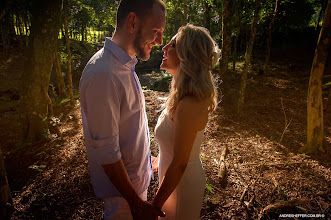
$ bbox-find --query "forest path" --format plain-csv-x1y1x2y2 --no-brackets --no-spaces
0,58,330,219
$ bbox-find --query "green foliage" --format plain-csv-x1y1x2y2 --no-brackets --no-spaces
57,38,97,74
66,0,118,41
162,0,183,44
151,74,172,92
322,81,331,90
6,0,323,49
206,183,213,191
275,0,317,31
162,0,221,44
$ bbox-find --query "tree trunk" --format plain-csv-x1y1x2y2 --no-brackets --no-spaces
0,22,7,58
16,15,24,47
63,5,74,105
54,47,67,98
237,0,261,114
316,0,327,30
1,12,16,58
219,0,232,75
43,86,62,138
81,26,84,41
305,0,331,153
19,0,62,142
23,12,30,46
232,0,242,72
0,0,14,22
0,147,11,219
204,1,211,31
61,26,65,40
8,13,16,41
182,0,188,25
264,0,279,75
233,24,241,72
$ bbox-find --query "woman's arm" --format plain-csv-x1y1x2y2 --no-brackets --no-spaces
152,155,159,172
152,97,208,209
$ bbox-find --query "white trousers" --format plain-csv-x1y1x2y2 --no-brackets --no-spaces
103,190,147,220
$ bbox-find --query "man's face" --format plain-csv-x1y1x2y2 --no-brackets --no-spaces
133,4,166,61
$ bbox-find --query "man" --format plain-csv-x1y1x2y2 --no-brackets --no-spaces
79,0,166,219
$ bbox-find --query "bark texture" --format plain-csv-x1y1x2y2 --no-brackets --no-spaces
232,0,242,71
64,5,74,105
264,0,279,75
306,0,331,153
204,1,211,31
237,0,261,114
219,0,232,75
182,0,188,25
19,0,62,141
54,47,67,99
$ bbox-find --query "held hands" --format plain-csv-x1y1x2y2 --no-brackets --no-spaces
152,156,159,172
129,156,164,219
131,197,165,220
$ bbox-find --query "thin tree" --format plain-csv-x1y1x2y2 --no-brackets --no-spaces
182,0,188,25
0,9,16,59
304,0,331,153
54,46,67,99
219,0,232,75
203,0,212,31
316,0,328,30
0,0,14,22
232,0,242,71
19,0,62,141
63,3,74,105
237,0,261,114
263,0,279,75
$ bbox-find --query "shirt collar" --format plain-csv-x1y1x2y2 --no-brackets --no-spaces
104,37,138,69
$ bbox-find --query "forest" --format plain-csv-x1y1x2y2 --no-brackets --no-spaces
0,0,330,219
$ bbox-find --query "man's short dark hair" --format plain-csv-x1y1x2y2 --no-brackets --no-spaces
116,0,166,27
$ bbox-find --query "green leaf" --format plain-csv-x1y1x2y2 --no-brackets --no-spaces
206,184,213,191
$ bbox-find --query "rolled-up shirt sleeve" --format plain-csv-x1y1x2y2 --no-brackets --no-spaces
82,72,121,165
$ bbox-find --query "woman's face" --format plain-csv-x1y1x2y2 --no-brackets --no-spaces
160,35,180,76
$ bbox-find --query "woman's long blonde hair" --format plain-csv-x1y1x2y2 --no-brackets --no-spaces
166,24,220,118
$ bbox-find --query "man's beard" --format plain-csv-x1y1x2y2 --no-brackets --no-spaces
133,27,150,61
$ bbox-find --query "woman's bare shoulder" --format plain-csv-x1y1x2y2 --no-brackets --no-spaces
177,96,209,111
175,96,209,130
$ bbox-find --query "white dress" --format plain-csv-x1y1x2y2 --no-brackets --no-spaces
154,109,206,220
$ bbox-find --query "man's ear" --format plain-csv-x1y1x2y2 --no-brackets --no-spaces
127,12,137,33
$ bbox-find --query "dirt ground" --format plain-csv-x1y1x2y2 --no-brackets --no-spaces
0,53,330,219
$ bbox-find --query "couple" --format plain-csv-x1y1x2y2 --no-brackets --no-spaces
79,0,220,219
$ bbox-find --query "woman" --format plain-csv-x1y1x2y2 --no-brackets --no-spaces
152,24,220,219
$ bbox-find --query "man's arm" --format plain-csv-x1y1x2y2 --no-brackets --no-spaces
82,73,164,219
103,159,165,219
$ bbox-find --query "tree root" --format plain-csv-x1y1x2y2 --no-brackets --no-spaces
258,199,312,220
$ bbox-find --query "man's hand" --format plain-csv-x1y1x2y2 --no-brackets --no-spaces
131,198,165,220
102,160,165,219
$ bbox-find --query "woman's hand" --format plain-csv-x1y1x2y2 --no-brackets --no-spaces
152,155,159,172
